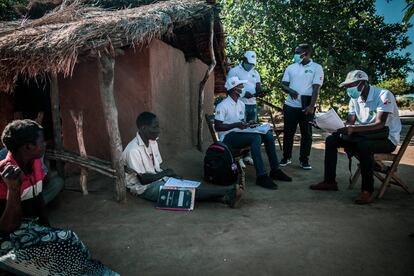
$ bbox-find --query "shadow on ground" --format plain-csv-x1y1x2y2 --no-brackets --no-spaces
48,143,414,276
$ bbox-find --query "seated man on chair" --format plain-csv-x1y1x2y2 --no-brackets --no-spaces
122,112,243,208
310,70,401,204
214,76,291,190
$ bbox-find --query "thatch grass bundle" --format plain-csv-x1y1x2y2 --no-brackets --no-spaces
0,0,212,92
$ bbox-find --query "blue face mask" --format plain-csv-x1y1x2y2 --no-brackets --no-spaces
346,84,363,99
293,54,303,63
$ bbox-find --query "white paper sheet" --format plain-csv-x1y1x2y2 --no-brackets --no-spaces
315,109,345,133
164,177,201,188
234,123,271,134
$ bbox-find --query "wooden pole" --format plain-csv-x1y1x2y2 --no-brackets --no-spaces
197,12,216,151
49,73,65,177
70,110,88,195
97,54,126,202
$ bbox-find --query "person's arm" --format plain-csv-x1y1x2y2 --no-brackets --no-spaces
345,114,357,125
0,165,23,233
138,170,171,185
281,81,299,99
214,120,247,132
338,111,389,135
281,66,299,99
303,84,321,115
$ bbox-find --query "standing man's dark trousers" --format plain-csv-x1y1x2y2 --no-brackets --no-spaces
282,104,314,163
324,134,396,192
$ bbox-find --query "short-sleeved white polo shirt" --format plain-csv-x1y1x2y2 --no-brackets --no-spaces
282,60,324,108
214,96,245,141
227,64,261,105
122,133,163,195
348,86,401,145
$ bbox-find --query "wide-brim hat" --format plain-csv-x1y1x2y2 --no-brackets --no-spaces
225,76,248,91
339,70,368,87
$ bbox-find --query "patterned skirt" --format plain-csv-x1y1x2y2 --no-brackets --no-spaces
0,221,118,275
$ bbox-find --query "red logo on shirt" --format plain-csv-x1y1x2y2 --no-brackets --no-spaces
383,99,391,105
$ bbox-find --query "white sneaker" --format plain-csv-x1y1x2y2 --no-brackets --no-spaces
243,156,254,166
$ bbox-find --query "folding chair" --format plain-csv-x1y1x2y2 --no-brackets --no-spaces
349,117,414,198
205,114,249,188
257,98,284,150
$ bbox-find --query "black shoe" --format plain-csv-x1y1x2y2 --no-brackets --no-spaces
279,158,291,167
256,175,278,190
300,160,312,170
270,169,292,182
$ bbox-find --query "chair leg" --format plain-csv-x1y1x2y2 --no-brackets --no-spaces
391,174,412,194
349,166,361,190
277,135,283,151
378,172,393,199
237,158,246,191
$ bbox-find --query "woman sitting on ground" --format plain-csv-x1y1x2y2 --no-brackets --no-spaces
0,119,117,275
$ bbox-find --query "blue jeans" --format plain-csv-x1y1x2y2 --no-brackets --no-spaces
223,130,280,176
245,104,258,122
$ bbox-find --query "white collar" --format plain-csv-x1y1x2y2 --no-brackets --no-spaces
358,86,374,103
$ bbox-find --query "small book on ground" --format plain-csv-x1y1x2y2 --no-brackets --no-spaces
234,123,271,134
315,109,345,133
156,186,195,211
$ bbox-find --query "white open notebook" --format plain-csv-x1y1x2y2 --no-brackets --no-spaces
315,109,345,133
234,123,271,134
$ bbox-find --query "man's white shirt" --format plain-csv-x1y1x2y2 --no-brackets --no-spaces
227,64,261,105
215,96,245,141
348,87,401,146
282,60,324,108
122,133,163,195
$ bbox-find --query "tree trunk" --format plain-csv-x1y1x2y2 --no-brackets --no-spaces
70,110,88,195
97,54,126,202
197,12,216,151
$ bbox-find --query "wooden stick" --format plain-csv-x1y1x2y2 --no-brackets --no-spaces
45,152,116,178
197,12,216,151
97,54,127,202
49,73,65,177
70,110,88,195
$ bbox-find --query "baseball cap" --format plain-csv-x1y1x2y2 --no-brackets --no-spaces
225,76,248,91
244,50,257,65
339,70,368,87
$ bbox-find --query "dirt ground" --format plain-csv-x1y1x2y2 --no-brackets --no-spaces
46,132,414,276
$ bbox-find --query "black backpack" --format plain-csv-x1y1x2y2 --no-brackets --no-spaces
204,142,238,185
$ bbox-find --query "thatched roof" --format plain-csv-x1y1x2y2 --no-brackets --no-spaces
0,0,227,92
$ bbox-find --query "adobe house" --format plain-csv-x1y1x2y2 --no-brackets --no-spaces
0,0,228,202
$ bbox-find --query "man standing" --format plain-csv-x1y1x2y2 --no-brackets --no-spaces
122,112,243,208
280,44,324,170
215,76,291,190
227,50,262,165
310,70,401,204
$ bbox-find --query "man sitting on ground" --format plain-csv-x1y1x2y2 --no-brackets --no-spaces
214,76,292,190
122,112,243,208
310,70,401,204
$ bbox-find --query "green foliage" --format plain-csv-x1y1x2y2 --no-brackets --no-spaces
403,0,414,23
377,77,414,95
0,0,28,21
397,96,414,110
219,0,413,110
